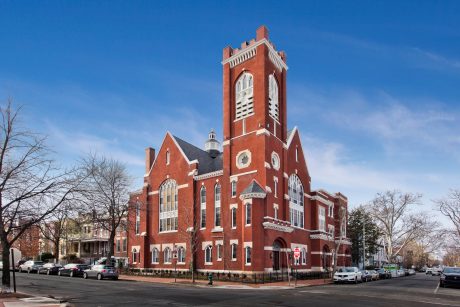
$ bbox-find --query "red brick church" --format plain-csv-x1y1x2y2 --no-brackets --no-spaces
128,26,351,275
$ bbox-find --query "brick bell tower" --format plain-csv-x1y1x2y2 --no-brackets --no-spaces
221,26,289,237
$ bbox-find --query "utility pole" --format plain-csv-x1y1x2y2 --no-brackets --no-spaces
362,221,366,270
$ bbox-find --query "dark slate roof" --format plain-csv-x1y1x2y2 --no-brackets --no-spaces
173,135,223,175
241,180,266,195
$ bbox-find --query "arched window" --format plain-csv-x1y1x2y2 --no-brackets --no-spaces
151,248,159,264
268,74,279,120
288,175,304,228
135,202,141,235
245,246,252,265
231,207,237,228
205,245,212,263
200,186,206,228
231,243,237,260
164,247,172,263
159,179,178,232
301,248,307,265
177,246,185,263
235,72,254,120
245,203,251,225
214,184,221,227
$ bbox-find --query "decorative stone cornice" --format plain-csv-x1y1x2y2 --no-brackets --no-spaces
194,170,223,181
335,238,352,246
262,222,294,233
239,192,266,201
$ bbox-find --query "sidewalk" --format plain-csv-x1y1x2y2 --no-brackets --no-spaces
119,274,332,289
0,292,68,307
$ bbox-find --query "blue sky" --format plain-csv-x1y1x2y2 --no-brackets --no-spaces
1,1,459,220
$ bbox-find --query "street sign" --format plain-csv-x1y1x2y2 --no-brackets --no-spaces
293,247,300,259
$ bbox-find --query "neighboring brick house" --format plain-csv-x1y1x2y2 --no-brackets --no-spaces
128,26,351,275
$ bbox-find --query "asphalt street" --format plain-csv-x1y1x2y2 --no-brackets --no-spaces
2,272,460,306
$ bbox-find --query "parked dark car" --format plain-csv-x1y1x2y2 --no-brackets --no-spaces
58,264,90,277
440,267,460,288
38,263,62,275
376,268,391,279
83,265,118,280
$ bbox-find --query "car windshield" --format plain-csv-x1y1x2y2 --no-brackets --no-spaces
338,267,355,272
444,268,460,274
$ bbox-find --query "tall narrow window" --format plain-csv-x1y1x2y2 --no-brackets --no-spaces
214,184,221,227
245,203,251,225
132,248,138,263
116,240,120,252
159,179,178,232
301,248,307,265
231,244,237,260
274,178,278,198
245,246,252,265
319,206,326,232
151,248,159,264
122,239,127,252
288,175,304,228
231,180,237,198
177,247,185,263
166,151,170,165
268,74,279,120
235,73,254,120
164,247,172,263
274,206,278,220
205,245,212,263
231,207,237,228
200,186,206,228
135,202,141,235
217,244,222,260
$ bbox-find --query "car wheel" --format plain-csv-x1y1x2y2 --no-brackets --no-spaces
27,269,30,274
97,273,102,280
70,271,74,278
83,273,88,279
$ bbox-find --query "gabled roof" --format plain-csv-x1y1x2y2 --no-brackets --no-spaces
240,180,266,200
172,135,223,175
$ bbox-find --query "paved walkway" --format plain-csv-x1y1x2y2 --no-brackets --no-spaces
0,294,68,307
119,274,332,289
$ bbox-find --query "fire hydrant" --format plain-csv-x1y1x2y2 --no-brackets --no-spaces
207,273,213,285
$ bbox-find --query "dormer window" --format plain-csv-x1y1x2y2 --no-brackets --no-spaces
235,73,254,120
268,74,279,120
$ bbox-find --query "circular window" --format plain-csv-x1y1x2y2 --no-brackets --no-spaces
271,152,280,170
236,150,251,169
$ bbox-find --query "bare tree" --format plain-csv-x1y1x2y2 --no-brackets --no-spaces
80,154,131,265
365,190,433,263
0,100,81,289
434,189,460,239
332,206,347,277
38,200,79,261
178,205,199,283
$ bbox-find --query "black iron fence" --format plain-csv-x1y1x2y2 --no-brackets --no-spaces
124,268,332,284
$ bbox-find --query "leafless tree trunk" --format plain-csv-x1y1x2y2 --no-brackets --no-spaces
365,190,434,263
0,100,81,289
332,206,347,278
80,154,131,266
434,189,460,240
178,205,199,283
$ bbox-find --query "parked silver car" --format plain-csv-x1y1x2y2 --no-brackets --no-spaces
83,265,118,280
18,260,44,273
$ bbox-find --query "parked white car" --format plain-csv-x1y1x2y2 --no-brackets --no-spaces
334,267,362,284
431,267,442,276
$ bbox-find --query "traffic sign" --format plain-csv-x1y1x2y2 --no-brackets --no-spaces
293,247,300,259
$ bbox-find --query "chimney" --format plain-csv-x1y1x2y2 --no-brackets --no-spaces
256,25,269,41
145,147,155,173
